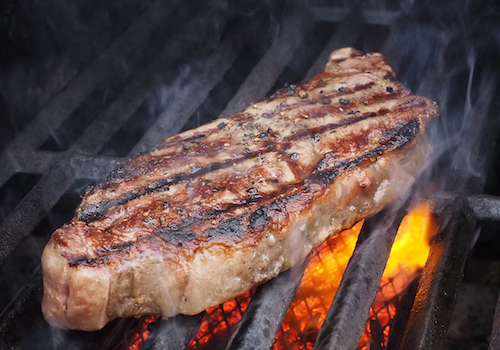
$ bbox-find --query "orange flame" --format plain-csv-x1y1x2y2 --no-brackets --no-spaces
358,202,435,349
273,221,362,350
384,202,435,279
274,202,436,349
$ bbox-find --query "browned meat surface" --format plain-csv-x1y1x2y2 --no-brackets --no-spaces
42,47,439,331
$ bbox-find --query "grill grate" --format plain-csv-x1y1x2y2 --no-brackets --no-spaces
188,289,255,350
0,0,499,349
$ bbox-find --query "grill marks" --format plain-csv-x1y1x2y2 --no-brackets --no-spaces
78,86,412,222
78,160,234,222
68,52,433,264
85,79,385,188
268,80,377,113
312,118,420,184
69,116,422,265
286,111,379,142
77,104,395,223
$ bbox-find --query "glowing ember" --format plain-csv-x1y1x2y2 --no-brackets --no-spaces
273,221,363,350
186,289,255,349
128,315,158,350
358,202,435,349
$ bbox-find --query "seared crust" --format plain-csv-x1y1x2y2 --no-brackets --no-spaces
42,47,439,330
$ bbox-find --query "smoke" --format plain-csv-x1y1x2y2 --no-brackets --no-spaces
361,0,500,194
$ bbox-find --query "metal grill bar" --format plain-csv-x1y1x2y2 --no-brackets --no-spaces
431,193,500,221
311,7,401,25
0,268,42,349
489,290,500,350
143,315,204,350
313,195,411,350
225,257,309,350
219,9,313,119
6,149,58,180
400,199,475,350
131,35,244,154
0,0,179,182
464,195,500,221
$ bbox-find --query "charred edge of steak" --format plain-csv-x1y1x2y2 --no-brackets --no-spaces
158,231,197,247
68,189,308,267
68,242,134,266
69,119,420,267
77,163,227,222
153,133,207,151
77,109,394,223
68,256,98,267
249,207,269,230
205,218,243,238
312,118,420,184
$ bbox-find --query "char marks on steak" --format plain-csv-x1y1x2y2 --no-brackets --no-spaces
42,48,439,331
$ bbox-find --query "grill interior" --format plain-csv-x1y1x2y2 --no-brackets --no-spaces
1,0,500,349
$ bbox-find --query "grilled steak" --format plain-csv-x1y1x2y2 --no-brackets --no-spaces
42,47,438,331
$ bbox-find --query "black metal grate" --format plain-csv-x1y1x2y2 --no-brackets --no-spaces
0,0,499,349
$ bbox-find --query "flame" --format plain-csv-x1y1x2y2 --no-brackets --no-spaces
358,202,435,349
273,221,363,350
274,202,436,349
384,202,434,279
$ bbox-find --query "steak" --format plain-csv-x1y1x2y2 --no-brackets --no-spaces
42,47,439,331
